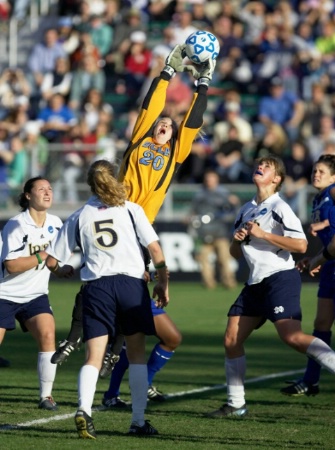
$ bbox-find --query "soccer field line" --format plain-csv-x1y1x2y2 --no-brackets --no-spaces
0,368,304,431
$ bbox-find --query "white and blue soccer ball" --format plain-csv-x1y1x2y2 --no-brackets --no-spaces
184,30,220,65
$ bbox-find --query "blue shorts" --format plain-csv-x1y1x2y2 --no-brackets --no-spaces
82,274,156,342
317,261,335,301
151,299,165,316
228,269,302,323
0,295,53,332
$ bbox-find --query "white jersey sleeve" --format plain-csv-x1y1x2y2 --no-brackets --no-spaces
235,193,307,284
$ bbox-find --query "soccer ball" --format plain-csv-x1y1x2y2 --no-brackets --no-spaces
184,30,220,65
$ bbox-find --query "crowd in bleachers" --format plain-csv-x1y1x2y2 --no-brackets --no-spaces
0,0,335,209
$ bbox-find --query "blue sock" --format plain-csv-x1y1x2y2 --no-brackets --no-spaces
304,329,332,385
147,343,174,386
104,348,129,399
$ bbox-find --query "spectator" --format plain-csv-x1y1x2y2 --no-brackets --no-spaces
0,96,31,136
8,135,28,199
23,121,49,177
307,114,335,161
70,31,101,70
167,7,198,47
123,31,152,99
257,76,304,142
188,169,239,290
81,88,113,132
0,127,13,207
104,7,146,78
69,54,106,112
282,140,314,214
0,68,31,119
53,120,96,204
210,125,249,183
28,28,67,96
88,13,113,58
213,101,253,147
253,123,288,160
37,93,77,143
300,82,334,139
164,72,193,120
40,57,73,103
57,16,80,55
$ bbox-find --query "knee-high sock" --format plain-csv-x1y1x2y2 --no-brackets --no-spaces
147,343,174,386
304,330,331,384
225,355,246,408
307,337,335,375
129,364,147,426
78,364,99,417
104,347,129,399
38,351,57,398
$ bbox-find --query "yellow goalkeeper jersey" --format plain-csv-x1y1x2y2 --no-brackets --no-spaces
118,72,207,224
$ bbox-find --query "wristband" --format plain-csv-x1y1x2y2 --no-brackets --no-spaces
154,262,167,269
35,253,43,264
49,262,59,273
322,247,335,260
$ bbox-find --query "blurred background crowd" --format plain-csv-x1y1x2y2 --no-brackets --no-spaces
0,0,335,213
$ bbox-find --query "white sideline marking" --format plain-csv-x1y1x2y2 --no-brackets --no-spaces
0,368,304,431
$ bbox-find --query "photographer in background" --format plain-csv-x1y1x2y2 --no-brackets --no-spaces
189,169,240,290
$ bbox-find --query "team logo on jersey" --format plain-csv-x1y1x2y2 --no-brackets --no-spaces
40,234,45,238
274,306,284,314
48,226,54,233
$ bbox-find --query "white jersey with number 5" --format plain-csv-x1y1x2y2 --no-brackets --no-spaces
47,197,160,281
235,192,307,285
0,210,62,303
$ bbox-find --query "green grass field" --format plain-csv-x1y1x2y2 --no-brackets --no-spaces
0,281,334,450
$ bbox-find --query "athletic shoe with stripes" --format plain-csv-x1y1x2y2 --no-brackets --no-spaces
280,379,319,396
51,338,81,364
207,403,248,418
128,420,158,436
75,409,96,439
38,396,58,411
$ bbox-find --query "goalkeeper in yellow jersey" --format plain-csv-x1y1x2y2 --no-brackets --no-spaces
51,44,216,405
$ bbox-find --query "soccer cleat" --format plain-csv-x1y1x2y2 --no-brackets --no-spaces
75,409,96,439
99,352,120,378
128,420,158,436
0,356,10,368
280,380,320,397
102,396,129,409
38,396,58,411
207,403,248,418
147,385,165,402
51,338,82,364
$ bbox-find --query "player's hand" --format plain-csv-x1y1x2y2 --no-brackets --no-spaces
198,58,216,85
56,264,74,278
296,257,311,273
307,256,321,276
152,282,169,308
164,44,201,78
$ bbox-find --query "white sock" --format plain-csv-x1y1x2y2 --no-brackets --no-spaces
225,356,246,408
38,352,57,399
78,364,99,417
129,364,147,426
307,338,335,375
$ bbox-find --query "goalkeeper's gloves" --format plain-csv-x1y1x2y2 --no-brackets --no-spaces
163,44,201,78
197,58,216,86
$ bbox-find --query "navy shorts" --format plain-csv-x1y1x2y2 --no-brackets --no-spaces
228,269,302,323
0,295,53,332
82,274,156,342
317,261,335,301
